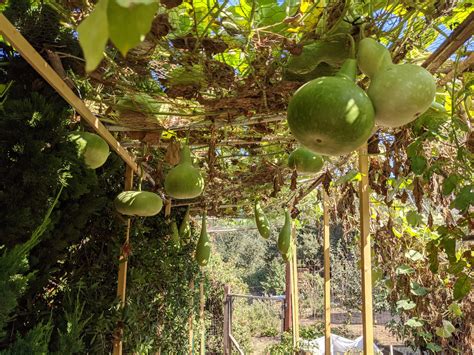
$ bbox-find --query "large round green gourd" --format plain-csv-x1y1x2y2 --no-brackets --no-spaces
114,191,163,217
287,59,375,156
69,131,109,169
288,147,324,173
164,145,204,199
357,38,436,127
195,214,211,266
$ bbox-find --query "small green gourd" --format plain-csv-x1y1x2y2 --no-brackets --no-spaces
288,147,324,174
278,210,292,255
170,220,180,249
164,144,204,199
179,206,191,240
114,191,163,217
195,213,211,266
282,242,293,262
254,201,271,239
68,131,110,169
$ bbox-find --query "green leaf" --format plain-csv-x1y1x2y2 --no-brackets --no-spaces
335,169,360,185
435,320,455,338
442,238,456,263
396,299,416,311
77,0,109,72
447,260,467,275
396,264,415,275
107,0,159,56
451,185,474,212
448,303,463,317
426,343,442,352
405,318,423,327
405,249,424,262
453,273,471,300
410,281,428,296
410,155,427,175
442,174,460,195
406,210,423,227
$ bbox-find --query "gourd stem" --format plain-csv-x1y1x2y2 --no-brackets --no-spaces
346,34,356,59
360,23,367,39
336,59,357,82
180,144,193,165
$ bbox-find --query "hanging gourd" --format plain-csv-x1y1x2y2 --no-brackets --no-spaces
357,38,436,127
254,200,271,239
282,242,293,263
114,191,163,217
164,144,204,199
195,213,211,266
170,220,181,249
68,131,110,169
179,205,191,240
278,210,292,256
287,58,375,156
288,147,324,174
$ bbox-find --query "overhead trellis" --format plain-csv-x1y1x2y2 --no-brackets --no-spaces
1,0,472,218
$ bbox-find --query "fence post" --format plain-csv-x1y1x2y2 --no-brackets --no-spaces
291,225,300,348
358,144,374,354
188,278,195,355
199,279,205,355
112,165,134,355
223,285,231,355
323,190,331,353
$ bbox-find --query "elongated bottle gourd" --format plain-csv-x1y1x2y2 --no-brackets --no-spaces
195,213,211,266
164,144,204,199
254,201,271,239
170,220,180,249
282,241,293,262
287,59,374,156
357,38,436,127
179,206,191,240
278,210,292,255
114,191,163,217
68,131,110,169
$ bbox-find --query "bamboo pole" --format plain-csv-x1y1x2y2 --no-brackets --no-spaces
223,285,231,355
188,278,195,355
291,227,300,349
113,165,134,355
284,261,292,332
323,190,331,353
0,14,138,173
358,144,374,354
199,279,205,355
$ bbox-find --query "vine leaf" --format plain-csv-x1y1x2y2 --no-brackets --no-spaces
448,303,463,317
406,210,422,227
396,299,416,311
107,0,159,56
396,264,415,275
405,249,424,262
410,281,428,296
77,0,109,72
442,174,459,195
426,343,443,352
451,185,474,212
453,273,471,300
435,320,455,338
405,318,423,328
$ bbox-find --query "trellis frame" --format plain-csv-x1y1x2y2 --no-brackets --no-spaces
1,8,470,355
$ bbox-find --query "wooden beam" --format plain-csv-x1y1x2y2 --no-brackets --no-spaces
323,190,331,354
0,14,139,173
113,165,134,355
438,52,474,86
422,12,474,73
284,259,292,332
358,145,374,354
199,279,205,355
291,228,300,349
223,285,231,355
188,278,195,355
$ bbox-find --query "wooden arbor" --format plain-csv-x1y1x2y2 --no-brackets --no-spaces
1,9,472,354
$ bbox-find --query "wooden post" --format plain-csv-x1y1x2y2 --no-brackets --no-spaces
291,228,300,349
358,144,374,354
284,261,292,332
113,165,134,355
323,190,331,353
199,279,205,355
223,285,231,355
0,14,138,173
188,278,195,355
